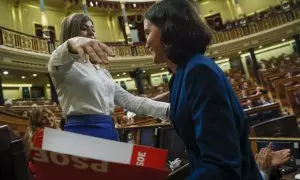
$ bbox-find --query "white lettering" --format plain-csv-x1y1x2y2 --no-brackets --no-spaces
136,152,147,166
90,162,108,173
71,156,89,169
138,152,146,157
32,150,49,163
33,150,109,173
50,152,70,166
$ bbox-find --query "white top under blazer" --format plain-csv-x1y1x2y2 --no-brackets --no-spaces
48,40,169,121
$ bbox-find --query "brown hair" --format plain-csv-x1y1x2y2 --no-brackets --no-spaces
23,107,58,155
60,13,94,44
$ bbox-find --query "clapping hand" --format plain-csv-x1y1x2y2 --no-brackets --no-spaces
255,143,272,172
271,149,291,167
255,142,291,171
67,37,115,64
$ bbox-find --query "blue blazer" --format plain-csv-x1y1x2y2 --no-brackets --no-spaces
169,54,262,180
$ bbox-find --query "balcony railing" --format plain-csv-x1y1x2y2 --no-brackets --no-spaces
105,42,152,57
0,5,300,57
0,26,152,57
0,27,49,54
210,6,300,44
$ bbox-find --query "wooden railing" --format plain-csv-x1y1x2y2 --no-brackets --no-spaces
105,42,152,57
0,26,49,54
210,7,300,44
1,6,300,57
0,26,151,57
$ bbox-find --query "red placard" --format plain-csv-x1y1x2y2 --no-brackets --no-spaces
32,149,169,180
130,145,168,169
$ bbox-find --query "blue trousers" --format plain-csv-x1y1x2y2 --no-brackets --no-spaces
64,114,120,141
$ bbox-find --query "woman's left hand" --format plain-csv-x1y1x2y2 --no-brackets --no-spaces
255,143,272,172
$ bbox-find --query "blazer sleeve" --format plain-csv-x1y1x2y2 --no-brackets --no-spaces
185,65,241,179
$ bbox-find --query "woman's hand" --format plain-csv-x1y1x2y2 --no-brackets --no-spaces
255,143,272,172
122,116,134,125
271,149,291,167
256,142,291,169
67,37,115,64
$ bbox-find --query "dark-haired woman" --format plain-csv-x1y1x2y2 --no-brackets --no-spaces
144,0,262,179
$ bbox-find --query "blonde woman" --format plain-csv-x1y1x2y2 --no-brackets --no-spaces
23,107,58,177
48,14,169,141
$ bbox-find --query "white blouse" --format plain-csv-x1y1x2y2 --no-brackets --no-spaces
48,41,169,121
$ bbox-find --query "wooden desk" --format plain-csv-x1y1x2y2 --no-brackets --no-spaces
240,93,265,102
117,122,172,130
0,109,28,135
274,75,300,104
236,86,257,96
285,85,300,116
244,102,280,115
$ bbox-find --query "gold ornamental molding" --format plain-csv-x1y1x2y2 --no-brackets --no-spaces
206,19,300,57
0,17,300,72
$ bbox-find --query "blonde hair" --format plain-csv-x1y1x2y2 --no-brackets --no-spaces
24,107,58,155
60,13,93,44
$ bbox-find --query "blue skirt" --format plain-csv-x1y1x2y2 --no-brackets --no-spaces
64,114,120,141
